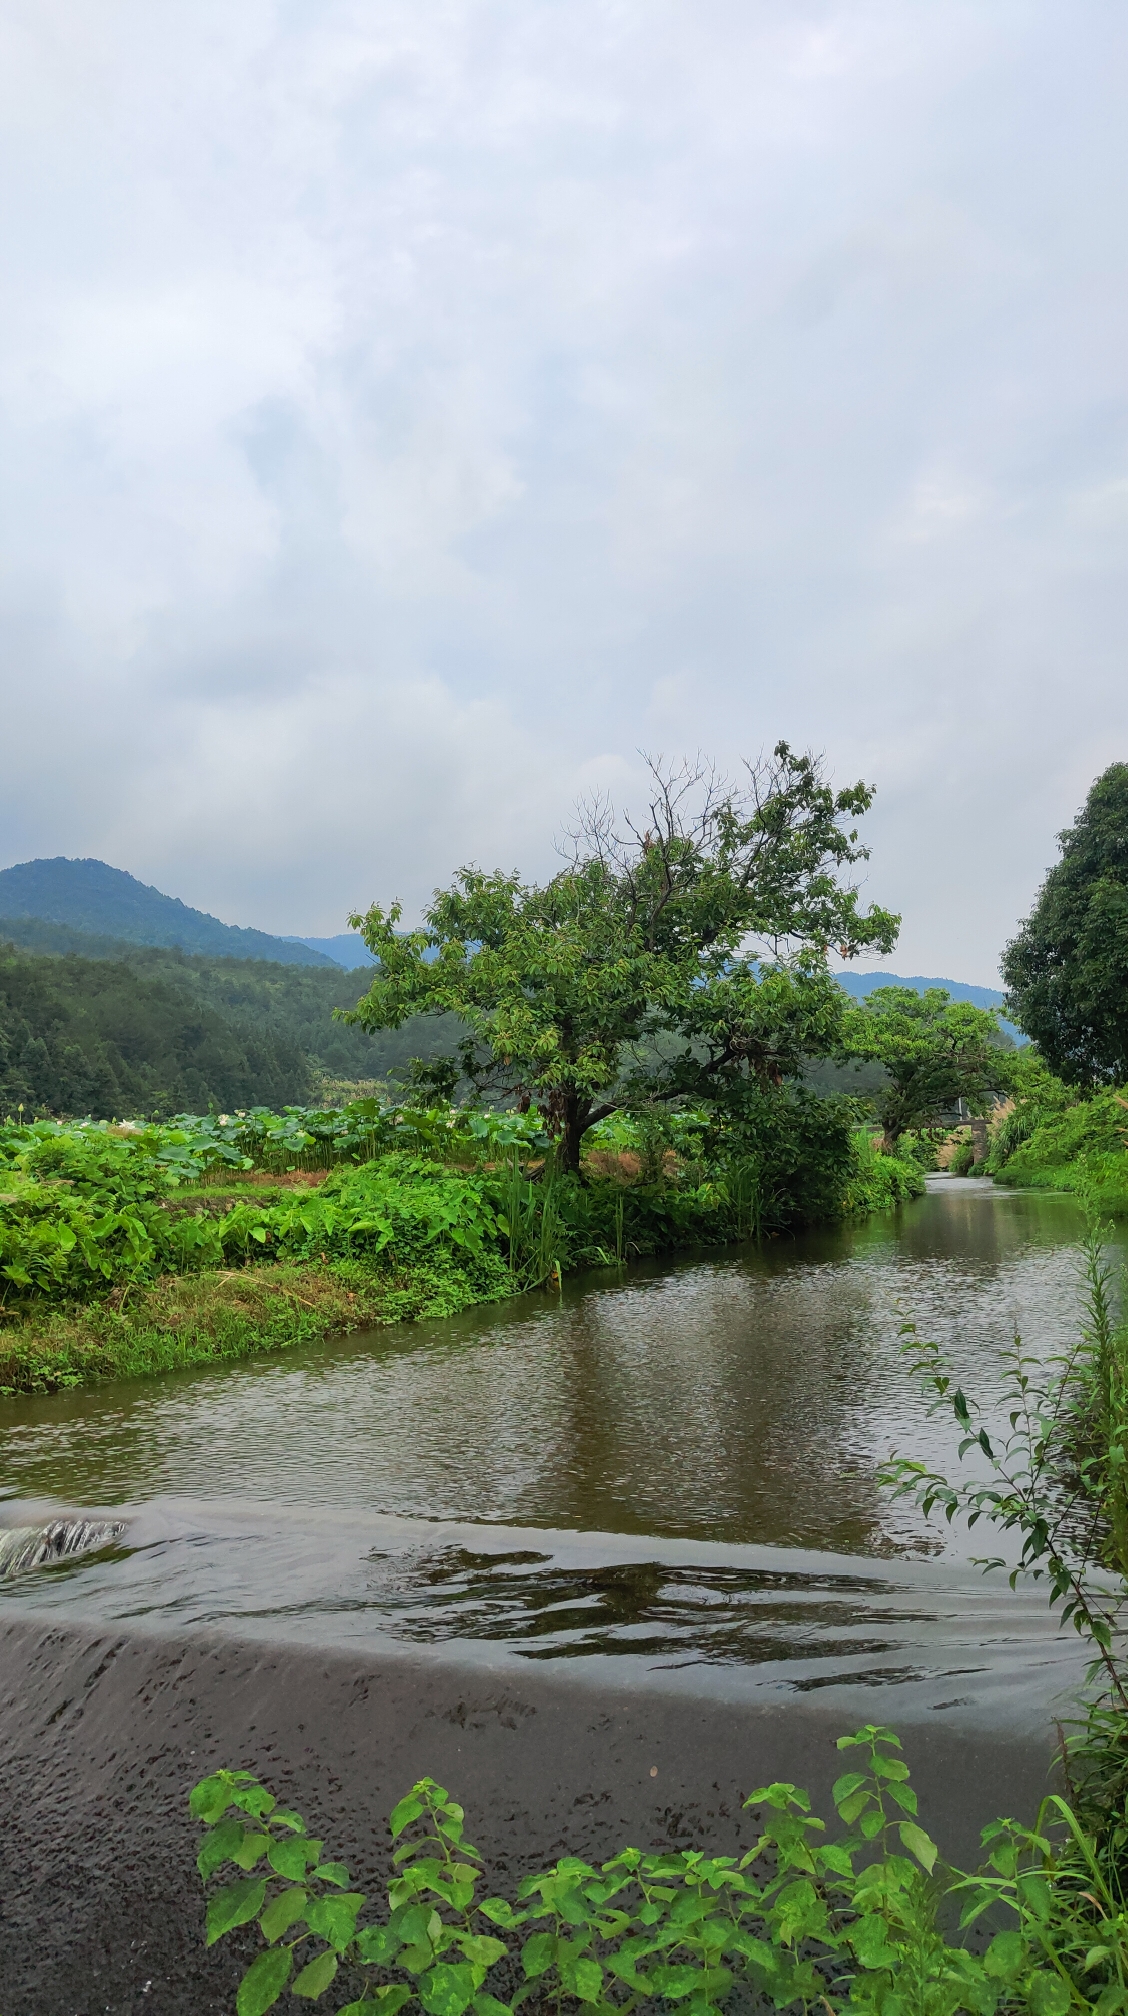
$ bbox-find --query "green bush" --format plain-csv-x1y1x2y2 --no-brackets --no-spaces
840,1132,926,1214
191,1734,1120,2016
0,1087,927,1313
989,1086,1128,1213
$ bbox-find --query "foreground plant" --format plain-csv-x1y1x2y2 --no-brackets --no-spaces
192,1724,1120,2016
882,1217,1128,1711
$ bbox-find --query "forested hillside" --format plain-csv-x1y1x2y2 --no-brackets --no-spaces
0,942,464,1118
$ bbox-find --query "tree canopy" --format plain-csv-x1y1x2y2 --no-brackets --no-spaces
1002,763,1128,1085
349,746,899,1169
840,986,1014,1150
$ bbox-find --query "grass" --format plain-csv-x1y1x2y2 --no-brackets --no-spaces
0,1248,514,1396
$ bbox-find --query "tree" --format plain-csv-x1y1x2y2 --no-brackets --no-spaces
840,987,1014,1153
1002,763,1128,1085
347,746,899,1171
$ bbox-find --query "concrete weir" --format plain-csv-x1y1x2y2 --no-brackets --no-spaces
0,1615,1061,2016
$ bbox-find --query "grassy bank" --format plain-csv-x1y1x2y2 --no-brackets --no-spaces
969,1059,1128,1214
0,1249,514,1396
0,1099,924,1397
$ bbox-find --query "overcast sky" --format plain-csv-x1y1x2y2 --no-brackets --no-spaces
2,2,1126,982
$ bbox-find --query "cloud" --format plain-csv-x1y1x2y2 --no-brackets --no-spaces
1,1,1127,978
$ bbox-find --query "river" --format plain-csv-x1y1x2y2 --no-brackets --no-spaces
0,1174,1110,1734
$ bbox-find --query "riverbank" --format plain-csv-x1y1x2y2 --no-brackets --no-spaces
974,1066,1128,1213
0,1611,1061,2016
0,1105,924,1397
0,1248,514,1396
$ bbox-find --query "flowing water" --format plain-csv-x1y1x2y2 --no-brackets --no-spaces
0,1176,1116,1733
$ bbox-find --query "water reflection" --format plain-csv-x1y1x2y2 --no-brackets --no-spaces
0,1181,1101,1556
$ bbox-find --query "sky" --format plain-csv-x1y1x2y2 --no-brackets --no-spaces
2,2,1127,984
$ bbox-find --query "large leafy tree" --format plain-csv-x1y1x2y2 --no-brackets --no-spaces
348,747,898,1171
1002,763,1128,1084
841,987,1014,1152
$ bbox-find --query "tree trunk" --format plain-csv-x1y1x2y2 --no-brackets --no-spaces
558,1093,589,1176
969,1115,989,1166
882,1128,899,1154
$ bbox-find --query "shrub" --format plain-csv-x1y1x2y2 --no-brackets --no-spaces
192,1734,1119,2016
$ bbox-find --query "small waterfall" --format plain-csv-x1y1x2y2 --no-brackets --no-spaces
0,1519,126,1579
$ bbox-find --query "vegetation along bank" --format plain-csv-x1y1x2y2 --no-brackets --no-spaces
0,1096,921,1396
0,747,984,1393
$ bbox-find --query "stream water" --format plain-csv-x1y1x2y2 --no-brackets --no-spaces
0,1176,1115,1734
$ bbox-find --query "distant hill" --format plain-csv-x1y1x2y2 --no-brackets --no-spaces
0,918,467,1116
835,970,1026,1045
0,859,334,967
285,932,377,969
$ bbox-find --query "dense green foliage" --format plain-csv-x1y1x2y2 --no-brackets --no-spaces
351,749,899,1171
0,855,333,963
192,1733,1101,2016
975,1055,1128,1216
0,947,312,1117
841,987,1014,1151
0,942,466,1118
0,1091,918,1322
1003,764,1128,1086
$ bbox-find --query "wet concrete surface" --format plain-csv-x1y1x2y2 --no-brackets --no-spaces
0,1615,1061,2016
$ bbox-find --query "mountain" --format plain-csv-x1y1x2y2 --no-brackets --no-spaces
0,859,334,967
285,932,377,969
835,970,1026,1044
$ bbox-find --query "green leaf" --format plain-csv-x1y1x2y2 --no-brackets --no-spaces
371,1992,415,2016
260,1887,308,1943
886,1781,917,1816
191,1771,243,1823
232,1831,271,1870
356,1925,403,1965
390,1793,426,1838
456,1935,507,1971
198,1818,246,1880
236,1946,293,2016
418,1962,477,2016
292,1949,339,1999
1028,1974,1072,2016
473,1997,513,2016
897,1822,937,1873
206,1877,268,1947
522,1933,555,1979
313,1860,351,1888
304,1892,364,1951
571,1959,604,2005
648,1964,702,2000
983,1930,1024,1980
268,1835,322,1879
836,1790,870,1825
479,1899,517,1928
233,1784,277,1819
848,1914,892,1970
